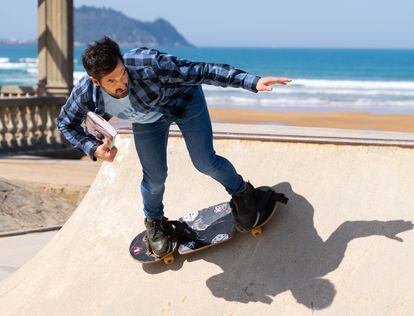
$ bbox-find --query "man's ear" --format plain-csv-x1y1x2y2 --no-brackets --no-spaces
90,76,100,87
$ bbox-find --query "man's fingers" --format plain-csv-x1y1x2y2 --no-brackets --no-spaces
259,84,272,91
280,78,292,84
264,77,291,85
99,138,111,151
265,78,280,84
257,84,273,92
257,77,292,92
106,147,117,157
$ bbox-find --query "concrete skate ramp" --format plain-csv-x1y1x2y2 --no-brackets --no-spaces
0,124,413,315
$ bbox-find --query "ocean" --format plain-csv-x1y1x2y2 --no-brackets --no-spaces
1,44,414,114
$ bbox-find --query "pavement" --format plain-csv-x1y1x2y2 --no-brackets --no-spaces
0,155,100,186
0,232,56,282
0,156,100,282
0,123,413,315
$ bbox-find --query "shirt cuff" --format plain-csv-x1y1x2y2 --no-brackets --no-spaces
242,74,261,93
84,140,99,162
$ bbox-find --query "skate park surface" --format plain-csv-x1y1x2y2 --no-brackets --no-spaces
0,123,413,315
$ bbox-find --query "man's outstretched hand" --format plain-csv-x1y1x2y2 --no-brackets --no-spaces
256,77,292,92
93,138,118,162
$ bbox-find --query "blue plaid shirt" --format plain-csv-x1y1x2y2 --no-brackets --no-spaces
56,47,261,161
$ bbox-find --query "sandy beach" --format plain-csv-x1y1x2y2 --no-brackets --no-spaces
110,109,414,133
208,109,414,133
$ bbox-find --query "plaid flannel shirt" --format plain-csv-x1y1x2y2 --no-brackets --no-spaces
56,47,261,161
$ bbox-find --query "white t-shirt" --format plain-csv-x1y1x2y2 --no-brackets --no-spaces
101,88,163,124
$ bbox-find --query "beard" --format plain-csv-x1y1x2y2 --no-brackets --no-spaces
115,87,128,98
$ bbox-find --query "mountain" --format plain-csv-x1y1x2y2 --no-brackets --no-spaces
74,6,194,47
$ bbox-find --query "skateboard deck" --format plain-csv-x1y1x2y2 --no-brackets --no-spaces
178,201,235,255
129,186,288,264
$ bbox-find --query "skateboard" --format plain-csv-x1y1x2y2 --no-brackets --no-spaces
129,186,288,265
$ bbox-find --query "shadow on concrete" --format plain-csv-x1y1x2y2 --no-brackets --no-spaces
141,182,413,310
0,265,18,273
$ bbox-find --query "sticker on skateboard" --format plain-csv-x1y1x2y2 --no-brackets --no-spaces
129,230,178,265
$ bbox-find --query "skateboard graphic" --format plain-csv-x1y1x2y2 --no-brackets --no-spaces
129,186,288,265
129,230,178,264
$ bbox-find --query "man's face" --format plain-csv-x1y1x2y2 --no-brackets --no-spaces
91,59,129,98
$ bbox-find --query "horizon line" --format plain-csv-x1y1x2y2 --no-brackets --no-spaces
0,41,413,51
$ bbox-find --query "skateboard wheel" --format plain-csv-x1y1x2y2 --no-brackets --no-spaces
251,227,262,237
163,254,174,265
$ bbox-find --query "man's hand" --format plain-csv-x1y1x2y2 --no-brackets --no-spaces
93,138,118,162
256,77,292,92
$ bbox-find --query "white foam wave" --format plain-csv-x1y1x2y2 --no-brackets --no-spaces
268,88,414,97
18,57,37,64
202,78,414,92
74,71,86,84
26,68,38,74
0,77,37,84
0,57,38,71
292,79,414,90
205,96,414,109
202,85,241,92
0,62,27,70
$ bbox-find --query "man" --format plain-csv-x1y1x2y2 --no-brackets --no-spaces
56,36,291,257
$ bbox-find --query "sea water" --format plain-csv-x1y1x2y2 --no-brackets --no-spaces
1,44,413,114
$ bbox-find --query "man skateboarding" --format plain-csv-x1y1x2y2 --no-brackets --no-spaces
56,36,291,258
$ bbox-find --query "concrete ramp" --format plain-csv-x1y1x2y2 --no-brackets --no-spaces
0,124,413,315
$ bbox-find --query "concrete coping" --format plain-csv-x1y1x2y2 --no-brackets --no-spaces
115,122,414,148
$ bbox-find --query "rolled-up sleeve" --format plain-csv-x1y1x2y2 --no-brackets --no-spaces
55,91,99,161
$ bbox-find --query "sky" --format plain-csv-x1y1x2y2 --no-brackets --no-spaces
1,0,413,49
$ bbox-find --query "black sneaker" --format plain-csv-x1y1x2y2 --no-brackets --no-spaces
144,217,172,257
230,182,260,232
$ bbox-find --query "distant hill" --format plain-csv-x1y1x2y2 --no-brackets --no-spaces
74,6,194,48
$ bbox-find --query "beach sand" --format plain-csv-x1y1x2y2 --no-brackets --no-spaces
209,109,414,133
110,109,414,133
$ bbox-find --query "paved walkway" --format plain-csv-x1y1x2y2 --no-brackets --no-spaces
0,232,56,282
0,155,100,186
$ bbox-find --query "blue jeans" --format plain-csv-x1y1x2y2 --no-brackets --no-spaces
132,86,246,219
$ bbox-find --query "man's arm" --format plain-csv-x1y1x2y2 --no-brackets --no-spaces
55,90,100,161
152,50,261,93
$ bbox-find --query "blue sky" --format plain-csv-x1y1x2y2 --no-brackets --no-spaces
1,0,413,48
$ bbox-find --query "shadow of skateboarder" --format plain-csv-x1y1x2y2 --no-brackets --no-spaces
141,182,413,310
204,182,413,309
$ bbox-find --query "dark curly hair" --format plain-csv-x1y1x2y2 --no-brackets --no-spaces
82,36,124,80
